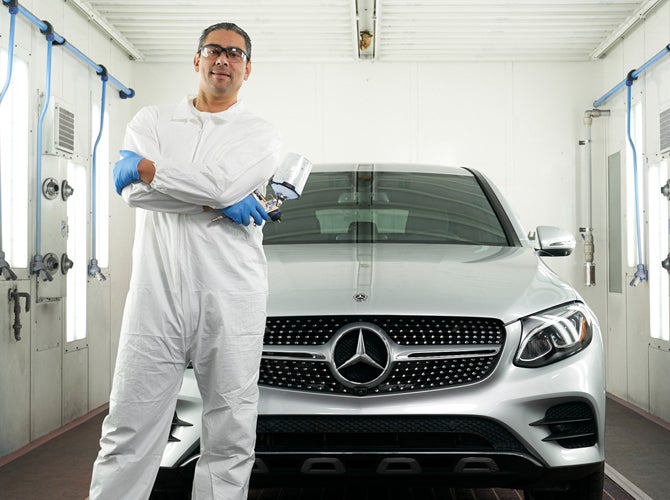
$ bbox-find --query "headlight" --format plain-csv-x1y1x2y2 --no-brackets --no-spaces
514,302,593,368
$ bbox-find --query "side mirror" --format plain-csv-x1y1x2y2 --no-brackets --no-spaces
534,226,576,257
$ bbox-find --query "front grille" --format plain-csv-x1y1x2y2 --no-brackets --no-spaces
256,415,528,453
264,316,504,346
260,315,505,395
530,401,598,449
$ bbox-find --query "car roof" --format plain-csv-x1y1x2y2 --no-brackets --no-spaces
310,163,473,176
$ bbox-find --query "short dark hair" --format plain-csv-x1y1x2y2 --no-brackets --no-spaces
197,23,252,60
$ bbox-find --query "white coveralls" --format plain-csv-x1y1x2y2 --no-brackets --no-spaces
89,97,281,500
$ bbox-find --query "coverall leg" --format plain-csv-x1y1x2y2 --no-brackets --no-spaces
89,286,187,499
189,289,267,500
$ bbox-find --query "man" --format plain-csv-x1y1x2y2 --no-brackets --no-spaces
89,22,282,500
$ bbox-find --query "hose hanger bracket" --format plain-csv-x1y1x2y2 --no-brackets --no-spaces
39,20,65,45
119,87,135,99
626,69,638,86
3,0,18,14
97,64,109,81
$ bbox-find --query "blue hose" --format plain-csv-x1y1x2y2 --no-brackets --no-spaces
2,0,134,98
0,4,16,104
91,70,107,259
35,37,53,255
88,67,108,281
626,79,648,286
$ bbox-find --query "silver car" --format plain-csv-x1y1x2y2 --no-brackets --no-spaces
152,164,605,500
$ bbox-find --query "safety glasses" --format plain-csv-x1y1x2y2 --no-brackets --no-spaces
198,44,249,63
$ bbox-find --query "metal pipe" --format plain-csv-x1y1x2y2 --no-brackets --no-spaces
593,43,670,108
580,109,610,286
30,24,54,282
1,0,134,98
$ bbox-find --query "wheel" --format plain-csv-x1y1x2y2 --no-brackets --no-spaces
524,463,604,500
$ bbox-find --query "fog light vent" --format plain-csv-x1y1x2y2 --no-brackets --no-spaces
530,401,597,449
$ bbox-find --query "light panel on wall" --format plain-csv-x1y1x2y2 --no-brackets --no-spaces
66,161,88,342
0,51,29,269
648,160,669,341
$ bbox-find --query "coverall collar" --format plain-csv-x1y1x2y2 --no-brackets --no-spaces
172,96,246,123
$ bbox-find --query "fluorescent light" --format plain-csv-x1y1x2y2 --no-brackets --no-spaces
648,160,669,341
0,51,29,268
66,161,88,342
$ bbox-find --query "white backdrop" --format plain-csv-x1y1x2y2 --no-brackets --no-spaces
131,59,599,261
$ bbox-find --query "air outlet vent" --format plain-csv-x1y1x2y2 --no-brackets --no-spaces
660,108,670,153
43,98,75,157
54,104,75,154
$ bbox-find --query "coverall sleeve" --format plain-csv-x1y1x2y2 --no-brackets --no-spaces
149,118,282,209
151,145,281,209
121,183,204,213
120,106,202,213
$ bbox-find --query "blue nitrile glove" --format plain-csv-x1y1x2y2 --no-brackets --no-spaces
220,194,270,226
113,150,143,195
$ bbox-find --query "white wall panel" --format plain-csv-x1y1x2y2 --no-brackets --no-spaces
650,345,670,417
131,58,598,285
0,0,137,458
415,63,507,172
0,281,31,455
87,278,111,409
63,348,88,423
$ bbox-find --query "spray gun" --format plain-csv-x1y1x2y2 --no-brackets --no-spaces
212,152,312,224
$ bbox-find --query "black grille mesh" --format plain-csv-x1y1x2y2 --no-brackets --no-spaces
260,316,505,394
256,414,528,453
540,402,598,449
264,316,504,346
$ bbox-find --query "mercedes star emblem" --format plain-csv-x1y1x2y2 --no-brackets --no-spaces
330,323,390,388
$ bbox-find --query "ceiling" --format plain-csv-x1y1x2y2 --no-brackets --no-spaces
69,0,663,63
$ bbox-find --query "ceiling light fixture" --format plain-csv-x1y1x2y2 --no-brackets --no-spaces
356,0,376,60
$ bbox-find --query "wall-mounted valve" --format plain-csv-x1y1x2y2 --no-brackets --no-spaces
662,179,670,200
43,253,59,274
88,258,106,281
30,254,54,282
8,288,30,341
0,250,17,280
61,253,74,274
42,177,59,200
61,180,74,201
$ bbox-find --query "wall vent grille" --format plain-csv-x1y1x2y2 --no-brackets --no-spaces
54,104,75,155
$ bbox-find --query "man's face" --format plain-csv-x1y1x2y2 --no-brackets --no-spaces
194,29,251,98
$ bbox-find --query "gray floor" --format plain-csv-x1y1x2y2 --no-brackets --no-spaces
0,395,665,499
604,396,670,499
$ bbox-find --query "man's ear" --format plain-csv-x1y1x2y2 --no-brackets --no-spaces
244,61,252,80
193,53,200,72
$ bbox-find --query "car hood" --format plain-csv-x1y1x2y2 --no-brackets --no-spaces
266,244,578,324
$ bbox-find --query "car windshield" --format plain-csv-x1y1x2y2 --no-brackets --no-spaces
263,170,510,246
